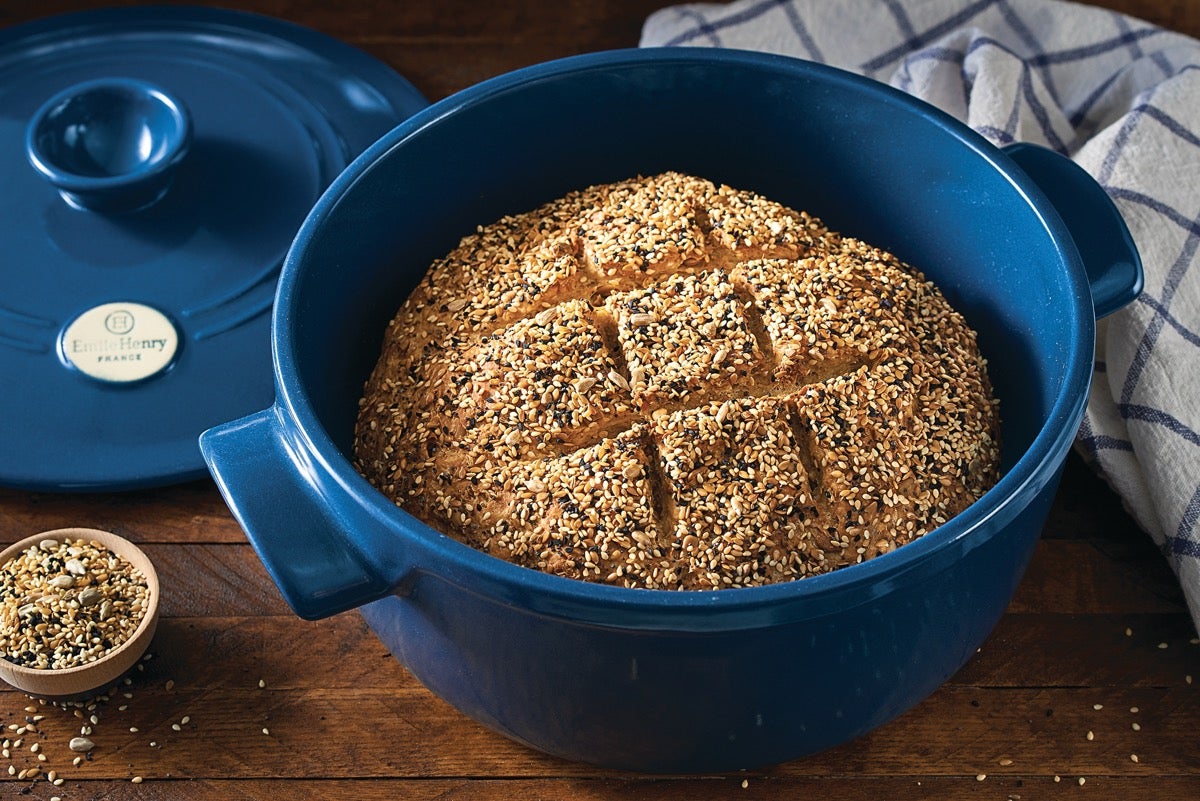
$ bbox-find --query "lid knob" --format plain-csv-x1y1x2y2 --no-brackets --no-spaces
25,78,192,214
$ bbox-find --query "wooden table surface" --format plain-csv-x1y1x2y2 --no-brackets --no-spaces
2,1,1198,799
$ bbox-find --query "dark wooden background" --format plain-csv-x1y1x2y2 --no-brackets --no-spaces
2,1,1198,799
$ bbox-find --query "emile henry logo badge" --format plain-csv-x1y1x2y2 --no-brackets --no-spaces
104,308,136,335
60,302,180,384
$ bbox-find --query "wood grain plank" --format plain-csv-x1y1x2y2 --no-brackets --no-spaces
961,613,1200,687
793,686,1200,778
129,615,397,690
1009,540,1186,614
0,0,660,42
1041,453,1141,540
145,545,291,617
4,611,1194,702
6,0,1196,43
4,777,1200,801
3,684,1196,780
0,483,243,545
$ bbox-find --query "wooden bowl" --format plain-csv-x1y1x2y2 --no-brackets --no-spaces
0,527,159,698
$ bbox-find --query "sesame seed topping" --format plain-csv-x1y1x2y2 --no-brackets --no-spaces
354,171,1001,591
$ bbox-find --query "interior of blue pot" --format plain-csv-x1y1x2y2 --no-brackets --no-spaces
282,50,1089,527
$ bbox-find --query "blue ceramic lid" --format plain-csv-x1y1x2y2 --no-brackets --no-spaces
0,7,428,491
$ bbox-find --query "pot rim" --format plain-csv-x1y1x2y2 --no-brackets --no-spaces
272,47,1094,620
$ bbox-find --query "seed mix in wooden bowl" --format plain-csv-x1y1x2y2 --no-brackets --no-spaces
1,537,150,670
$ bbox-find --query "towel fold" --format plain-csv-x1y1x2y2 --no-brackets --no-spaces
642,0,1200,631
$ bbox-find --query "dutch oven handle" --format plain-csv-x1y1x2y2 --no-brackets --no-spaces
1002,142,1143,318
199,408,392,620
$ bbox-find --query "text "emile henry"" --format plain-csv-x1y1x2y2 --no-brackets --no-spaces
69,336,171,356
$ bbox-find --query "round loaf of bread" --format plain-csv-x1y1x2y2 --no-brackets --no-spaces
354,172,1000,590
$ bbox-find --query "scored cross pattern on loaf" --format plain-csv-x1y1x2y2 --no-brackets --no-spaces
354,172,1000,590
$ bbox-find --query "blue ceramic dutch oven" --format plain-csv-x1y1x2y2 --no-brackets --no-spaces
200,48,1141,772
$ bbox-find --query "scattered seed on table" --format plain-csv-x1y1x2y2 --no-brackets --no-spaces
1132,723,1142,731
1158,642,1169,649
171,724,181,731
69,736,94,752
1131,754,1140,763
1078,777,1086,786
1086,731,1094,741
131,775,143,783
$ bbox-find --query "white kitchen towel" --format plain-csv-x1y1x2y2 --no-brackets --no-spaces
642,0,1200,631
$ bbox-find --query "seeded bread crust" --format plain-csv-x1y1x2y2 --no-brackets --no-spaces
354,172,1000,590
